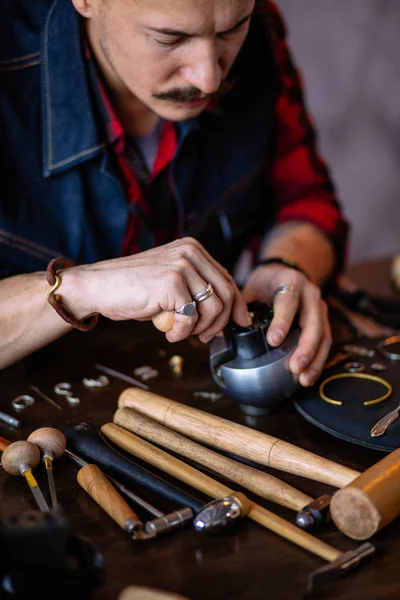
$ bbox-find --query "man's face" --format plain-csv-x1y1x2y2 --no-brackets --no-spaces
76,0,255,121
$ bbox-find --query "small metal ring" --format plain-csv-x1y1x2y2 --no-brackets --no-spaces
54,382,73,396
371,362,387,372
65,395,80,406
376,335,400,361
12,395,35,412
193,283,214,303
174,301,197,316
272,284,299,299
82,375,110,389
344,361,365,373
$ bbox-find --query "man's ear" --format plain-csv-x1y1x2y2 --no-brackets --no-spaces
71,0,95,19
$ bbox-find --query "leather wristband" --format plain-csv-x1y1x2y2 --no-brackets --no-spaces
255,257,310,280
46,257,99,332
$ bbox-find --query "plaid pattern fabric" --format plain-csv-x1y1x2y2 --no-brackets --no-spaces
86,0,347,262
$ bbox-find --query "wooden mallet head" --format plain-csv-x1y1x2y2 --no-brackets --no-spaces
330,447,400,540
1,441,41,476
27,427,67,460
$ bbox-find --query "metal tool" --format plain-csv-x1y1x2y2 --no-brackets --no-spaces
371,402,400,437
27,428,67,510
209,302,301,415
0,409,22,428
1,440,50,512
66,448,194,537
95,363,149,391
11,394,35,412
295,495,332,530
29,384,62,410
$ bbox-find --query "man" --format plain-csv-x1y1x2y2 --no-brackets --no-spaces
0,0,348,387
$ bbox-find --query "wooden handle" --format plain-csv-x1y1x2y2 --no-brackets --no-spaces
77,464,141,531
152,312,175,333
119,586,191,600
118,388,359,488
330,448,400,540
113,407,313,512
101,423,340,562
0,436,12,452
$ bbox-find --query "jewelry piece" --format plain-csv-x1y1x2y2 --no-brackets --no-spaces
371,362,387,372
193,283,214,304
376,335,400,361
344,361,365,373
343,344,375,358
175,301,197,316
371,402,400,437
12,395,35,412
319,373,392,407
82,375,110,389
273,284,298,299
54,382,73,396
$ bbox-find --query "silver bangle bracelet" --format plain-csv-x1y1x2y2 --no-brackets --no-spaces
376,335,400,361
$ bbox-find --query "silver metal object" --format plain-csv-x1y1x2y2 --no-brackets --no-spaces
0,410,22,428
376,335,400,361
133,366,159,381
344,361,365,373
29,385,62,411
343,344,375,358
193,494,244,534
82,375,110,389
144,507,194,537
295,494,332,530
65,395,80,406
193,283,214,303
19,464,50,513
174,301,197,316
95,363,150,391
273,283,299,299
43,452,58,509
371,362,387,372
11,395,35,412
54,382,73,396
371,402,400,437
193,391,224,402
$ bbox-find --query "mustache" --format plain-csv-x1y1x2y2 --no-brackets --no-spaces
153,87,206,103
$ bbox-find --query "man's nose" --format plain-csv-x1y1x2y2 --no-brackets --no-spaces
180,42,223,95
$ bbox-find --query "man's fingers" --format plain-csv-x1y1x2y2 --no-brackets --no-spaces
267,285,300,347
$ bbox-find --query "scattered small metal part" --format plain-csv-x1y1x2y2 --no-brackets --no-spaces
193,391,224,402
54,382,73,396
65,395,80,406
168,355,184,376
29,385,63,411
133,366,159,381
371,362,387,372
11,395,35,412
344,361,365,373
82,375,110,389
0,410,22,428
343,344,375,358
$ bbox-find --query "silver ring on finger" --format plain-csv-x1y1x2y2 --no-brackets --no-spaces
273,283,299,300
175,301,197,316
193,283,214,303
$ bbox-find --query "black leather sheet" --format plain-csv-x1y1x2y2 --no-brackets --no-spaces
292,337,400,451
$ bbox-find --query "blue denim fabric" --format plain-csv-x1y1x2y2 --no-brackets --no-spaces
0,0,278,279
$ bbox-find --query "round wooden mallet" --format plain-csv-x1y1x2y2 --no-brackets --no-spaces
27,427,67,510
1,440,50,512
118,388,359,488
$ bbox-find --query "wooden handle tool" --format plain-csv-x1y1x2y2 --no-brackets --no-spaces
101,422,341,562
118,389,359,488
119,586,190,600
113,406,313,512
330,447,400,540
0,436,12,452
152,312,175,333
78,463,145,537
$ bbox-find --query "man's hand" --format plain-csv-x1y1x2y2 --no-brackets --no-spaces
242,264,332,387
61,237,251,344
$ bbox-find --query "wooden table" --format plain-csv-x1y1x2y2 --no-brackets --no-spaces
1,258,399,600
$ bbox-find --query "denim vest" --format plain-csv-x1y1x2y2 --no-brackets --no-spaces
0,0,279,279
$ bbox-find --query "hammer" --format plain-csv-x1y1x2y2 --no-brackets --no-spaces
113,406,331,527
101,422,375,591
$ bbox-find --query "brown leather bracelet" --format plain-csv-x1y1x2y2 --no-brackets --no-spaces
46,257,99,332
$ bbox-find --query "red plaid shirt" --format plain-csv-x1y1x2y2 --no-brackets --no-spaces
87,0,347,262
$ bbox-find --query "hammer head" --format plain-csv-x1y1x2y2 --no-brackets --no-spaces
296,494,332,530
306,543,375,595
